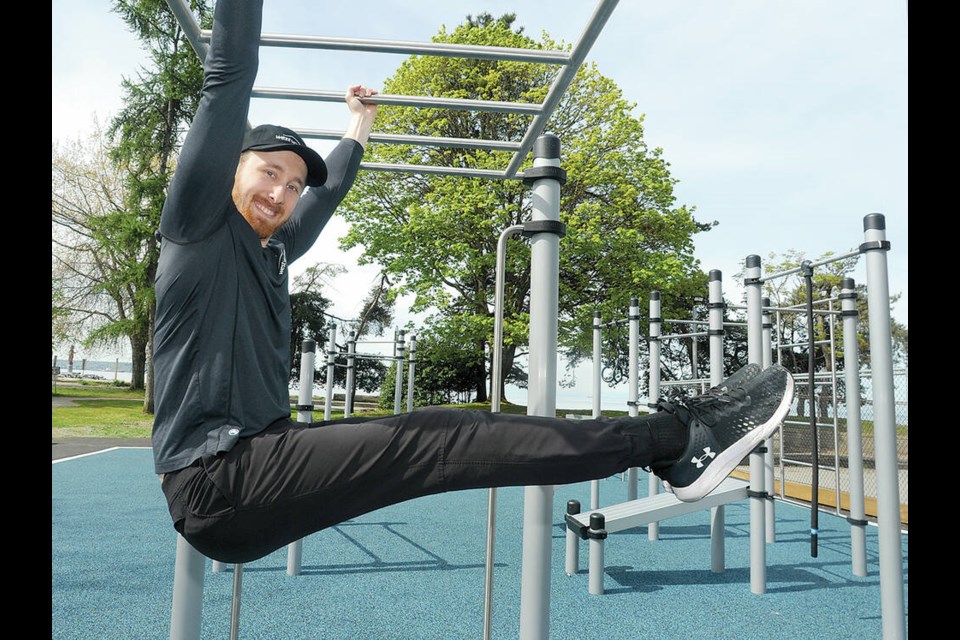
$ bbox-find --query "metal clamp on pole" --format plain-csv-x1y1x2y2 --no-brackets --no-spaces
521,219,566,237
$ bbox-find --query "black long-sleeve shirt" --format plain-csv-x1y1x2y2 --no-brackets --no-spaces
152,0,364,474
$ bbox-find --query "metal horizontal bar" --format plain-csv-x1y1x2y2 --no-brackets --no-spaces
758,249,863,283
659,332,708,340
778,340,833,348
297,128,521,152
359,162,513,180
167,0,208,60
199,30,572,65
504,0,621,177
773,305,842,315
251,87,543,115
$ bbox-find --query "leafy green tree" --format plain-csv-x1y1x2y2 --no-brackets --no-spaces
380,316,488,409
289,264,344,382
106,0,211,411
734,249,907,416
338,13,711,404
52,123,148,387
289,266,391,402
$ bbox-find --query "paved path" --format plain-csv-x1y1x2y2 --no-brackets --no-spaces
52,436,152,461
52,393,151,461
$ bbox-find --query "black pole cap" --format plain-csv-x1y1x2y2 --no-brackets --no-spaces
864,212,885,231
533,133,561,159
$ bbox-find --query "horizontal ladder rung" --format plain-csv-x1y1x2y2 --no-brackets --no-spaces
298,129,521,152
251,88,543,115
200,30,573,65
359,162,512,179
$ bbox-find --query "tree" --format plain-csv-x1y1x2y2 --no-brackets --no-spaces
289,263,344,382
380,316,489,409
740,249,908,416
338,13,711,404
290,267,393,405
52,123,149,387
106,0,211,411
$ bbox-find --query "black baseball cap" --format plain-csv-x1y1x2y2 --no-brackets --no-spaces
241,124,327,187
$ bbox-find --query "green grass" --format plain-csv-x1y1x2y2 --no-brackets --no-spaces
53,383,144,400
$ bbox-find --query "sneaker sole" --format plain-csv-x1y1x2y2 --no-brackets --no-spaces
671,371,794,503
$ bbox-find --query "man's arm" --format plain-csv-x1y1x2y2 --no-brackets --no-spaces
159,0,264,244
278,85,379,262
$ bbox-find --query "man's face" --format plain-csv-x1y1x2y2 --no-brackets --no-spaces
232,150,308,246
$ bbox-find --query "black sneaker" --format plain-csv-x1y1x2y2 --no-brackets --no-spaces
694,363,763,401
659,363,762,493
652,363,794,502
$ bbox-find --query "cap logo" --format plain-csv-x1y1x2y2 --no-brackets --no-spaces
274,133,301,146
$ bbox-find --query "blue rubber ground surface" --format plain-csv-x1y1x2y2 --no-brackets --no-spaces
52,447,908,639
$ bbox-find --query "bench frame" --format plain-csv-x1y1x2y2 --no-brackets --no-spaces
564,476,751,594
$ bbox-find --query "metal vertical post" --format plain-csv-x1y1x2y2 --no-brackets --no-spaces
708,271,725,572
324,323,337,420
627,297,640,502
286,339,316,577
393,330,405,414
344,331,356,418
707,271,723,387
406,333,417,412
169,534,205,640
861,213,905,640
744,254,767,594
762,296,776,542
484,222,526,640
647,293,661,541
518,133,565,640
840,278,868,577
591,310,602,510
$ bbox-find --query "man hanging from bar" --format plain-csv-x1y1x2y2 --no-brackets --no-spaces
154,0,795,564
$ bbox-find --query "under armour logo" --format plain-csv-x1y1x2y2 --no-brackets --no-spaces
690,447,716,468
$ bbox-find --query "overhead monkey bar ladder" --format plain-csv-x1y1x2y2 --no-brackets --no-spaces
164,2,620,640
166,0,620,180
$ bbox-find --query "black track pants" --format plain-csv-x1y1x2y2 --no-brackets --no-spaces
160,408,665,564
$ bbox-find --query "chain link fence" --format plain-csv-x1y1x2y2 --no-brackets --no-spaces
775,367,907,525
664,367,908,526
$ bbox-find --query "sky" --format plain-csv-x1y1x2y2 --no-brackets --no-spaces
52,0,908,400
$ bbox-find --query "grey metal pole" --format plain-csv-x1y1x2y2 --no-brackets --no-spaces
393,330,406,414
286,339,316,577
628,297,640,503
344,332,356,418
708,271,726,572
840,278,868,577
861,213,906,640
744,255,768,594
484,223,526,640
762,296,777,543
591,310,602,509
169,534,204,640
229,566,243,640
708,271,724,387
518,133,565,640
647,293,662,542
406,333,417,412
324,324,337,420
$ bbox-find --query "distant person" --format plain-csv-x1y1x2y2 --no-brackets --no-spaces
152,0,795,564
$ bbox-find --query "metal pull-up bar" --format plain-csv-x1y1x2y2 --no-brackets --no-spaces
165,0,620,180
